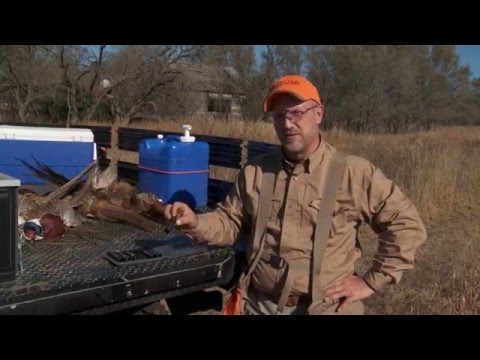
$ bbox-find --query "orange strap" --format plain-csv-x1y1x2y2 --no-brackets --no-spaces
224,287,243,315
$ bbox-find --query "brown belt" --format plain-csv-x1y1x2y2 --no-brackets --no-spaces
286,294,311,307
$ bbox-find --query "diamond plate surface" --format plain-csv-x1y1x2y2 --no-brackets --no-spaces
0,219,234,312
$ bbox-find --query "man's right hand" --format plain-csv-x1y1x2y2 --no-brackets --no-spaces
164,202,198,231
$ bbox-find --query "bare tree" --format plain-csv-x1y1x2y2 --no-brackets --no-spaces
54,45,115,125
106,45,197,122
0,45,58,123
2,44,478,131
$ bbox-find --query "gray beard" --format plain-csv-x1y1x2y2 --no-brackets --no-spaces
283,141,305,159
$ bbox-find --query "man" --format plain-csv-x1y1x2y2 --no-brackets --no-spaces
164,75,427,315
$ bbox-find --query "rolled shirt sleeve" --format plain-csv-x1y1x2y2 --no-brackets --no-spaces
186,168,251,246
358,161,427,292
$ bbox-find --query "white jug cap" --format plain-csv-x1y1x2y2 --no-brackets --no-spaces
180,124,195,142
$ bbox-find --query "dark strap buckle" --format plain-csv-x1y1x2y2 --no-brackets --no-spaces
266,254,286,270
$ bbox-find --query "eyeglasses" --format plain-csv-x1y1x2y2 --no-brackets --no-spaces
265,104,318,124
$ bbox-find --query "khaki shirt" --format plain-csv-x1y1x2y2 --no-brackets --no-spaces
187,138,427,297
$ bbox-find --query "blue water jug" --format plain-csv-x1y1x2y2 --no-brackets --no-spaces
138,125,209,209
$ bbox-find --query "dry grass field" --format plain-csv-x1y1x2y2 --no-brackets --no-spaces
82,118,480,315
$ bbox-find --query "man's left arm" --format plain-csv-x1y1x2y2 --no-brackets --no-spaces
360,163,428,292
324,158,427,311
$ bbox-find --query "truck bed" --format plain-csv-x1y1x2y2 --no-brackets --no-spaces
0,219,235,314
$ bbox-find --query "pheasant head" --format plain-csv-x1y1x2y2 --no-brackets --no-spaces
22,213,68,241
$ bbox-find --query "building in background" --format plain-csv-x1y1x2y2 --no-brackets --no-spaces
179,63,245,118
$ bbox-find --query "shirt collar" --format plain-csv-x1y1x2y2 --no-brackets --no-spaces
281,135,327,175
307,135,327,173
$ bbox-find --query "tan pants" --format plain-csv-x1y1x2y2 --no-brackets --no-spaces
245,288,365,315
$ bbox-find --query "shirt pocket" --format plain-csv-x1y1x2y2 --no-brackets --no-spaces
330,205,358,238
303,198,322,227
269,198,283,221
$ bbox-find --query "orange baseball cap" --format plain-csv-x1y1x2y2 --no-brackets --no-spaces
263,75,321,113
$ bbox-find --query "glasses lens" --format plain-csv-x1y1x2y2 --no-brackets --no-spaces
267,105,316,123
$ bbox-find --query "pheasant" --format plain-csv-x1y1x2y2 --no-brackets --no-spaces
18,157,170,241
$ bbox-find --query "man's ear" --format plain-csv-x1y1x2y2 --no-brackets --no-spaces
316,104,324,125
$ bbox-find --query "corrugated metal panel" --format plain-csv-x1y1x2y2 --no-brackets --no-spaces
75,125,112,148
117,161,138,184
207,178,234,206
195,134,242,169
246,140,281,162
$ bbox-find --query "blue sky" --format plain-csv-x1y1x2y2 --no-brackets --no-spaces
456,45,480,78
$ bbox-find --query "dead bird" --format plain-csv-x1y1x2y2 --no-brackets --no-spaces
18,157,171,240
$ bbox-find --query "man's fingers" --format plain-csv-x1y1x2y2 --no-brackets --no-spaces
324,283,342,294
175,211,192,226
324,289,351,303
324,283,346,298
324,280,358,302
162,202,198,230
336,296,354,313
164,204,173,220
171,202,183,218
164,203,189,224
323,276,375,311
